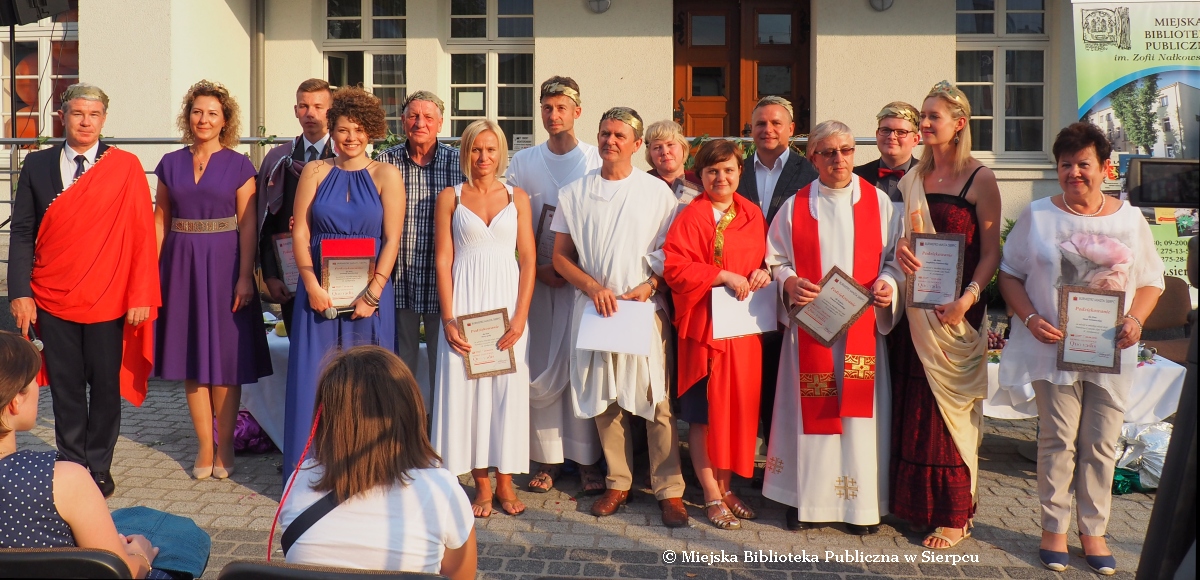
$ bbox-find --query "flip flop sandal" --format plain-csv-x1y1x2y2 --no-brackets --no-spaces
723,491,757,520
704,499,741,530
579,465,606,496
472,496,493,518
527,469,557,493
497,495,525,516
923,526,971,550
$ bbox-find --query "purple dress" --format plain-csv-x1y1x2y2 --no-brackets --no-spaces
155,148,272,385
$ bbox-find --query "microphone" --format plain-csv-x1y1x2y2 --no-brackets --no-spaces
322,307,339,320
27,326,44,352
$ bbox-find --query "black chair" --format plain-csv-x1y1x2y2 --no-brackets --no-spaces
0,547,131,579
217,561,449,580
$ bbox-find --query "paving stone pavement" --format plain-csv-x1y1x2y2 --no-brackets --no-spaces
16,380,1152,579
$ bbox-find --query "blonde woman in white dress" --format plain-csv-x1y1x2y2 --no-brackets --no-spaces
432,120,536,517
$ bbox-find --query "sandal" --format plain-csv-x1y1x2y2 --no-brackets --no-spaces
723,491,757,520
497,494,526,516
579,464,606,496
704,498,741,530
527,466,558,493
923,525,971,549
472,494,493,518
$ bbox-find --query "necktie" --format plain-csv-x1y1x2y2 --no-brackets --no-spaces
306,146,318,163
878,167,905,179
73,155,87,182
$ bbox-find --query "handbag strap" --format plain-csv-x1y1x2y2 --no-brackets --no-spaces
281,492,341,556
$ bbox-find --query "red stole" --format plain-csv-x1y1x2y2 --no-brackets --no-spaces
791,177,881,434
663,192,766,394
31,147,161,406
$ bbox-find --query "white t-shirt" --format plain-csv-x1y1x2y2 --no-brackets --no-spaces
280,460,474,573
998,197,1165,408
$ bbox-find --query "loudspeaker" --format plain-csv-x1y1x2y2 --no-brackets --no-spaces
0,0,72,27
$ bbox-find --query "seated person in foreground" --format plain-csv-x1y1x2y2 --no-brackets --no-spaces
279,345,476,579
0,331,160,578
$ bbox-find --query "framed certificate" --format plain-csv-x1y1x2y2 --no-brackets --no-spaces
789,265,873,348
535,205,557,266
456,308,517,379
673,177,703,204
320,238,376,311
1057,285,1125,374
272,233,300,293
905,232,966,309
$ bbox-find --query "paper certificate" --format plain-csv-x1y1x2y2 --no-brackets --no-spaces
673,177,702,204
1057,285,1125,374
712,281,779,339
272,233,300,293
576,299,657,357
320,238,376,310
789,266,873,348
456,308,517,379
535,205,557,266
905,232,966,309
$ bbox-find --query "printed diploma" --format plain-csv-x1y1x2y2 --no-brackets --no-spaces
1057,285,1125,374
320,238,375,311
790,266,873,348
272,233,300,293
905,232,966,309
456,308,517,378
535,205,556,266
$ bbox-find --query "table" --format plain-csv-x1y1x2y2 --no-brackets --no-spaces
241,330,432,449
984,355,1185,423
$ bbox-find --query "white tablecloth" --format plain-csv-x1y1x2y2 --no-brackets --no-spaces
242,331,432,449
984,355,1186,423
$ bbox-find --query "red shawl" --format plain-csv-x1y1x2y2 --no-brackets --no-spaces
663,192,766,395
31,147,160,406
792,177,881,434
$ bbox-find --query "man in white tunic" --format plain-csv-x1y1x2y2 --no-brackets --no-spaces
762,120,903,535
505,76,604,494
550,107,689,527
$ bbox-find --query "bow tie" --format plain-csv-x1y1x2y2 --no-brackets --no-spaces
878,167,906,179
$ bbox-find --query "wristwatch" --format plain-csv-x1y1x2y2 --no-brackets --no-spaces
644,276,658,297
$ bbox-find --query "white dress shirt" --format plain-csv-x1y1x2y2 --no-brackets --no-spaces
301,134,331,161
753,147,790,215
59,141,100,189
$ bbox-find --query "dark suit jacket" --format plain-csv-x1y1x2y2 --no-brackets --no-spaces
7,141,111,300
737,148,819,229
853,156,919,202
257,137,335,280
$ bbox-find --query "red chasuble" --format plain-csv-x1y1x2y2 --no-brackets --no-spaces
663,192,766,476
791,177,882,435
31,147,161,406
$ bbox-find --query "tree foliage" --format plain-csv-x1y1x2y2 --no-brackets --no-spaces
1109,73,1160,155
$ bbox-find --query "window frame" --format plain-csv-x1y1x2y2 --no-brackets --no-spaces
445,48,535,147
448,0,534,44
955,0,1050,163
2,17,80,159
323,0,408,45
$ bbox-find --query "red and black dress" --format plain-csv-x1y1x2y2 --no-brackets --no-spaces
888,167,986,529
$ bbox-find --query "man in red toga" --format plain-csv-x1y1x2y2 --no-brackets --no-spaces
7,83,159,498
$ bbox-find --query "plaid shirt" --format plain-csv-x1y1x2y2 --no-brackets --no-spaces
376,141,465,313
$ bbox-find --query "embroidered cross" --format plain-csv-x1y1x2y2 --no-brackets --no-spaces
843,355,876,381
765,456,784,474
834,476,858,500
799,373,837,397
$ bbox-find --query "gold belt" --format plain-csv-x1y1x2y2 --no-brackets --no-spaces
171,217,237,233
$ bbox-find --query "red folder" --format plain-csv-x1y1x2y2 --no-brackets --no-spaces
321,238,375,259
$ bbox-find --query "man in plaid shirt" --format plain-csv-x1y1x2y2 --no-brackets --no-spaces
376,91,465,407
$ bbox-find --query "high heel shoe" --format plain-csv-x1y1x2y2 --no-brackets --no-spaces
212,465,234,479
192,465,213,480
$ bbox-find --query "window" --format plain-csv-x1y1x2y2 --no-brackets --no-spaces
451,0,532,41
956,0,1047,155
1161,95,1169,107
1163,117,1172,133
323,1,407,134
1166,144,1175,157
2,11,79,148
449,52,533,148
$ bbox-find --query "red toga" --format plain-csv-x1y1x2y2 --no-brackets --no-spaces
663,192,766,477
31,147,160,406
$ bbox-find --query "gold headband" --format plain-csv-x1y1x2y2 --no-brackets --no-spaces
876,103,919,128
602,107,643,139
542,82,581,105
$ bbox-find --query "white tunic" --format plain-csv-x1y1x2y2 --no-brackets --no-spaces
431,184,530,475
761,179,903,525
550,169,678,420
505,141,603,464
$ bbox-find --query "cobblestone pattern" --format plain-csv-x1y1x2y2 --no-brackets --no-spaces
16,381,1150,579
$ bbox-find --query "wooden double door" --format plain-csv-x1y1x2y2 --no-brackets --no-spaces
673,0,811,138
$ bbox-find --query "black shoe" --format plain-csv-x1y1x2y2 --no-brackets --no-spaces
90,471,115,498
785,507,814,531
846,523,879,535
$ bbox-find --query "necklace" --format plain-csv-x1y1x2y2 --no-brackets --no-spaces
1063,193,1106,217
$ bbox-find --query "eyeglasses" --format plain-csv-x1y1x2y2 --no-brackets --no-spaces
876,128,914,139
814,146,855,159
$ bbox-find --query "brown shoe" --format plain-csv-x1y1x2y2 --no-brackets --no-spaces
660,497,689,528
591,489,629,517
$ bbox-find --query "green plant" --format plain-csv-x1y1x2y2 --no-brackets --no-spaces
256,126,278,148
984,217,1017,305
370,130,404,159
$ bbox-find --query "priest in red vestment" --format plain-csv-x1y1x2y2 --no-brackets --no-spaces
7,84,160,498
663,139,769,530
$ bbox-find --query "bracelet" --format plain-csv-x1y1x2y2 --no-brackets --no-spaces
1022,312,1039,327
964,282,981,305
442,319,456,329
130,552,152,574
1124,314,1143,331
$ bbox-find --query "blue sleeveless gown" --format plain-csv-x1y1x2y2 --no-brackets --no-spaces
283,167,395,481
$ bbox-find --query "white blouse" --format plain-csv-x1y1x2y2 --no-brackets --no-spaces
281,460,474,574
998,197,1165,408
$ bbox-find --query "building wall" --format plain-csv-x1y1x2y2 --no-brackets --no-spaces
262,0,324,139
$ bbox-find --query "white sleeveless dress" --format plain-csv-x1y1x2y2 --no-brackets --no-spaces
432,184,530,475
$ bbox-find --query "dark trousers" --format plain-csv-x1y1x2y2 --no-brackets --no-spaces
280,298,295,333
38,309,124,473
759,330,783,441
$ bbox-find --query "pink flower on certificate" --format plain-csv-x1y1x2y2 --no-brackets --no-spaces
1058,232,1133,291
